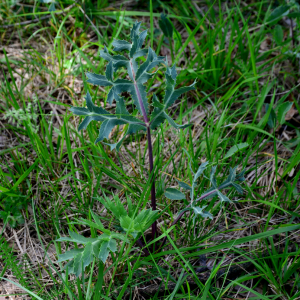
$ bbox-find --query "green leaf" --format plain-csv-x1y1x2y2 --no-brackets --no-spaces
105,61,114,82
57,249,84,263
108,239,117,252
70,21,195,152
68,231,96,244
71,91,145,147
90,210,106,231
224,143,249,159
98,195,128,220
120,215,137,237
74,218,110,234
48,2,56,11
86,72,112,87
150,65,196,129
159,14,173,38
287,12,300,18
112,39,131,52
216,190,232,203
194,161,209,181
277,102,293,124
163,65,196,108
99,241,110,263
273,25,284,45
135,48,165,82
192,205,213,221
134,209,159,232
95,119,125,144
209,166,232,203
165,188,185,200
266,104,277,129
267,5,289,23
81,242,94,270
176,180,192,191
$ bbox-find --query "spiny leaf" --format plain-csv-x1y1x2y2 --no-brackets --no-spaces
95,119,126,144
150,65,195,129
162,65,196,109
105,61,114,82
192,205,213,221
71,91,145,148
112,39,131,52
209,166,232,203
194,161,209,181
86,72,112,86
105,123,145,151
135,48,165,82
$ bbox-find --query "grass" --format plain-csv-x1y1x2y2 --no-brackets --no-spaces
0,0,300,299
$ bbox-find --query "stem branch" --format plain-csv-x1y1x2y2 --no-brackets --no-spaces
159,186,229,250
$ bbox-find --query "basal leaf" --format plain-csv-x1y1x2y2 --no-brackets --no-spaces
120,215,137,237
274,25,283,45
165,188,185,200
98,195,128,220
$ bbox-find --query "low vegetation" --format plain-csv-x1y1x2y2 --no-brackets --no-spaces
0,0,300,299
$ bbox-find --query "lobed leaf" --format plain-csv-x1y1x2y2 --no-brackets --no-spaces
150,65,195,130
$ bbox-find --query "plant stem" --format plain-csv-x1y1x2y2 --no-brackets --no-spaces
169,37,174,64
147,125,157,243
130,59,157,247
